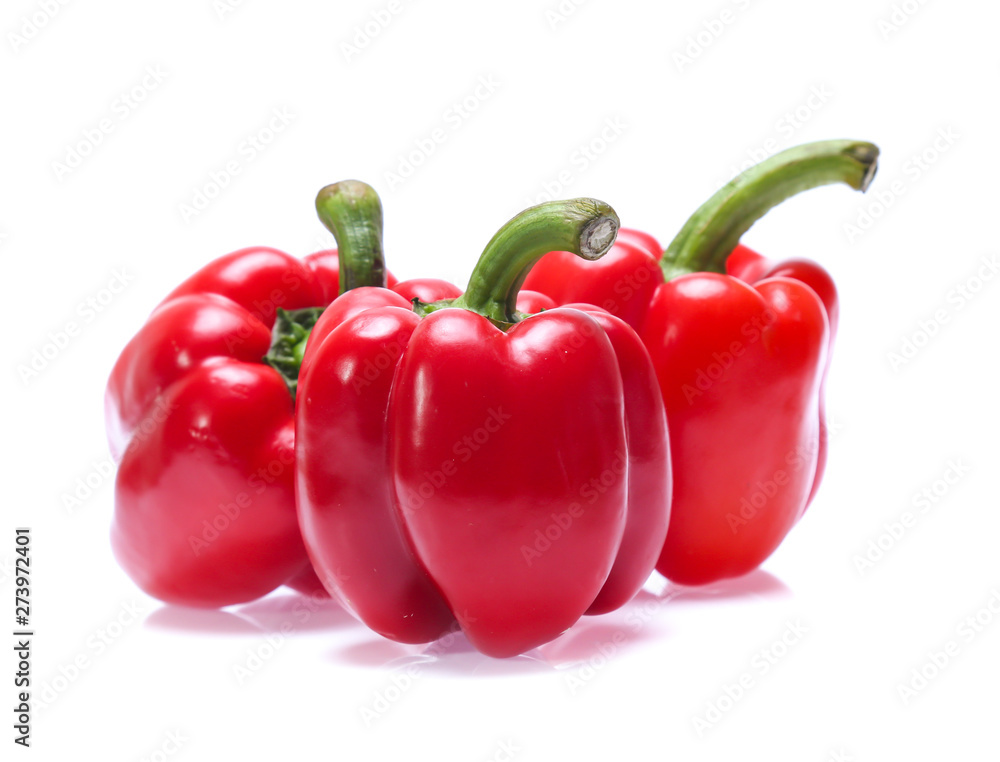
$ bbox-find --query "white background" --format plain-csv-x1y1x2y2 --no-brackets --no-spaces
4,0,999,759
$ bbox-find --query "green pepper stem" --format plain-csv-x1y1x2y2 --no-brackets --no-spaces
661,139,880,279
454,199,620,325
315,180,388,294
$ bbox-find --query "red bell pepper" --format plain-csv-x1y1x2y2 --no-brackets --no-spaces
523,140,879,585
106,180,396,607
296,194,671,657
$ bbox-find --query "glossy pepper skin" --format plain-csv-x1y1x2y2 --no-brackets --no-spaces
725,243,838,507
296,196,671,657
105,181,396,607
523,140,878,585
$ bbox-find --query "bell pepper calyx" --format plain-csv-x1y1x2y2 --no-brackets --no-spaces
661,139,880,280
409,297,452,318
263,306,324,402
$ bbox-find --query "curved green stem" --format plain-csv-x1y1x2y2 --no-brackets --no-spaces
661,139,880,279
315,180,387,294
453,199,620,325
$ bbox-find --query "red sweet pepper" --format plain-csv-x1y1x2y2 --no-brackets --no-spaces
105,181,399,607
296,192,671,657
523,140,879,585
